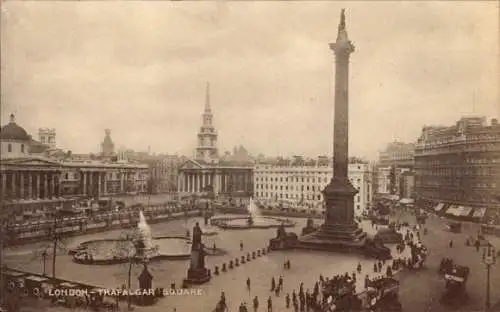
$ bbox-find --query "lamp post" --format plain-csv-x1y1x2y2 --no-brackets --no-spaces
482,243,496,310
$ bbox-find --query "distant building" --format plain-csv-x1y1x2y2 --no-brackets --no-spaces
399,171,415,199
414,117,500,220
178,83,253,197
0,114,31,158
376,141,415,198
195,82,218,163
38,128,56,148
253,158,373,216
147,155,185,194
101,129,115,157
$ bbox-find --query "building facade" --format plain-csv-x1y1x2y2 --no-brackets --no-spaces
0,114,149,217
38,128,56,149
414,117,500,218
376,141,415,198
253,161,373,216
178,83,253,197
148,155,184,194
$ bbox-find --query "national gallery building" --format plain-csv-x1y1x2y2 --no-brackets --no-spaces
0,114,149,219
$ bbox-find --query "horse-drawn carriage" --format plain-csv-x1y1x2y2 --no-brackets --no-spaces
365,277,402,312
439,259,470,305
447,222,462,233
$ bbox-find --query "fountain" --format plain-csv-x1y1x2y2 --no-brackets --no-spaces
70,210,226,265
211,198,295,230
136,211,159,259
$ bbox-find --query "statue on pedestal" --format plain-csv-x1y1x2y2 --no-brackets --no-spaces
185,222,210,285
192,222,203,249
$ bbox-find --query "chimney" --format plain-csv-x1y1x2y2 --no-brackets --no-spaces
9,114,15,123
492,118,498,126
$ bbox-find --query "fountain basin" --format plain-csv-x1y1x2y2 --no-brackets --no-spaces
211,216,295,230
70,236,192,264
69,235,227,265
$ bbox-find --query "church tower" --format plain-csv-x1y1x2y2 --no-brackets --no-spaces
195,82,219,162
101,129,115,156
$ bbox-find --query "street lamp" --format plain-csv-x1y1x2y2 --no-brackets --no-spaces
482,243,496,310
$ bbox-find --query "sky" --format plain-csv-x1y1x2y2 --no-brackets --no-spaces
1,1,499,160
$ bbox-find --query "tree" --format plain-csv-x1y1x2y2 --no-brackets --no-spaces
115,228,143,311
46,209,70,279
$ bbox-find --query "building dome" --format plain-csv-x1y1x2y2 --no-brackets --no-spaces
0,114,30,141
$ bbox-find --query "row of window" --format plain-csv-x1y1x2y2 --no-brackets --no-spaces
6,143,25,153
254,192,364,204
255,176,363,184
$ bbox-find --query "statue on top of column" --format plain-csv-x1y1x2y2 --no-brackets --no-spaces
338,9,346,32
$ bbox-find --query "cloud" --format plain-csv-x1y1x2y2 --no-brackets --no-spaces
1,1,498,160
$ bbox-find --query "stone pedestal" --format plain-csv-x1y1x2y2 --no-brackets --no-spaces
297,177,392,259
184,248,211,285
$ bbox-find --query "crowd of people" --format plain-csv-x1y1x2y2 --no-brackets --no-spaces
213,212,428,312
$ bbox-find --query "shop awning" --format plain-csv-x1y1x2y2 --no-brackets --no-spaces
460,206,473,217
472,208,487,219
399,198,414,204
434,203,445,212
446,205,459,216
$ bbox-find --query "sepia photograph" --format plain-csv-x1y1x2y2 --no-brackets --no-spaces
0,1,499,312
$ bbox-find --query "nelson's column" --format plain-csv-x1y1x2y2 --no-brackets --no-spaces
298,10,389,258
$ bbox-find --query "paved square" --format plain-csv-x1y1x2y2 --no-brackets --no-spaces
4,213,500,312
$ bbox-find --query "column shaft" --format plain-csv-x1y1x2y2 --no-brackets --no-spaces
43,173,49,199
97,172,102,198
11,171,16,199
28,173,33,198
82,172,87,196
36,172,41,198
50,173,55,198
1,171,6,197
20,171,25,199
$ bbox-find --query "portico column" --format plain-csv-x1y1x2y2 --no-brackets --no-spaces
53,173,59,197
27,173,33,198
20,171,25,199
82,172,87,196
97,172,102,198
49,173,55,198
189,174,193,193
43,172,49,199
184,173,188,193
199,173,202,192
11,171,17,199
194,174,198,193
1,171,6,197
35,172,41,198
195,174,199,193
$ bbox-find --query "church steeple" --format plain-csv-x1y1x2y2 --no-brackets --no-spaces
205,82,211,113
195,83,218,162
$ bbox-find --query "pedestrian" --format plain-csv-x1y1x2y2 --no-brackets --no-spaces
247,277,251,291
475,239,480,252
279,276,283,289
271,277,276,292
253,296,259,312
240,240,244,251
449,240,453,248
267,296,273,312
285,293,290,308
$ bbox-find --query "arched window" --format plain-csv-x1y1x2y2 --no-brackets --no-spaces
7,144,12,152
21,144,25,153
